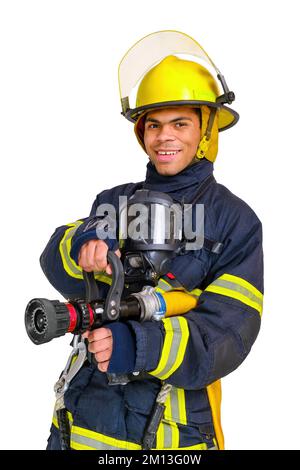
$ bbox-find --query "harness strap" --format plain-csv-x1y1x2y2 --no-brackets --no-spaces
182,174,224,255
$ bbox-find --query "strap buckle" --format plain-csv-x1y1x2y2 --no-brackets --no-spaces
54,335,87,411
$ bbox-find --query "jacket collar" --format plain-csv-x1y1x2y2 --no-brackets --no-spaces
143,158,214,202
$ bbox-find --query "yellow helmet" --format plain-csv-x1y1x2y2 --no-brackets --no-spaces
118,31,239,162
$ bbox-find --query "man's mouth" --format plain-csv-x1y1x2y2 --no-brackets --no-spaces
155,150,182,162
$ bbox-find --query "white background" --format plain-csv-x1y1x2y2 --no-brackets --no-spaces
0,0,299,450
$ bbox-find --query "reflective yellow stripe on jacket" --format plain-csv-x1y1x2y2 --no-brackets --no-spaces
205,273,263,316
149,316,189,380
59,221,84,279
52,410,141,450
165,387,187,425
52,411,212,450
204,273,263,449
71,426,141,450
58,220,113,286
156,386,186,449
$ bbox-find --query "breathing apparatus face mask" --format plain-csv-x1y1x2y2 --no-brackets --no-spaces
119,189,183,286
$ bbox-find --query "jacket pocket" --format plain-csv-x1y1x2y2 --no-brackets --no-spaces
73,367,123,436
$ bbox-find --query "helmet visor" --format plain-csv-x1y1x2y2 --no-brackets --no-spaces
119,30,222,113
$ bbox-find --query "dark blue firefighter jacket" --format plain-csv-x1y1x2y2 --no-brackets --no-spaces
41,159,263,450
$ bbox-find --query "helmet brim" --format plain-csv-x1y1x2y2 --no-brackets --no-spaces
126,100,239,131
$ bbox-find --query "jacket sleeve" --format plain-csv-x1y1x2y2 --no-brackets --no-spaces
39,219,87,299
125,202,264,390
39,191,115,299
39,182,141,299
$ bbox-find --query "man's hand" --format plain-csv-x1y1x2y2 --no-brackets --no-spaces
78,239,121,275
83,328,113,372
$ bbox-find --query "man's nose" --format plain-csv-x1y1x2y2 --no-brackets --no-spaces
156,125,176,142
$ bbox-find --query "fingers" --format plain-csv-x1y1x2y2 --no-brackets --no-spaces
78,240,121,275
86,327,112,343
94,241,109,271
88,336,112,354
106,265,112,275
86,241,97,269
78,240,108,272
85,328,113,372
98,361,110,372
78,241,94,271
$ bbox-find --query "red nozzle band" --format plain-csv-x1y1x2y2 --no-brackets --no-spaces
66,303,78,332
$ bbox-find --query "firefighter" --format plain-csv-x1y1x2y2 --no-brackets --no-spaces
42,31,263,450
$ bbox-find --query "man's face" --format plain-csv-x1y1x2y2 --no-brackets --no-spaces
143,107,201,176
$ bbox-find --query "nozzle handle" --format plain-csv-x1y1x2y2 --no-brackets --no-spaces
82,251,124,321
82,270,100,303
104,251,124,321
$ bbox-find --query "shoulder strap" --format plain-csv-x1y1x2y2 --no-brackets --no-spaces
188,174,216,205
183,174,224,255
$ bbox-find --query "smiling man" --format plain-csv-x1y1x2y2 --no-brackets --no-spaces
41,31,263,451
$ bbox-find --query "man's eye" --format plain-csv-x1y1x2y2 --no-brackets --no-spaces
147,124,158,129
175,122,187,127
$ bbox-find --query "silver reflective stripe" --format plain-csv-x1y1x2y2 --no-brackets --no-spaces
71,433,121,450
163,423,173,449
156,317,183,379
169,388,180,422
166,387,187,425
156,420,179,449
149,317,189,380
211,278,263,309
70,426,141,450
156,277,173,292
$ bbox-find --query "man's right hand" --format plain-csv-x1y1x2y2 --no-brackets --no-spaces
78,240,121,275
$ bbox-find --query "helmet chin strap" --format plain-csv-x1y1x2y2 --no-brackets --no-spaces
196,107,217,160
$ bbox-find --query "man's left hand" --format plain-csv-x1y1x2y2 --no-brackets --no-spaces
83,328,113,372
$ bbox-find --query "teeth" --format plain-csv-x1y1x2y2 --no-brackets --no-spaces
158,151,179,155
